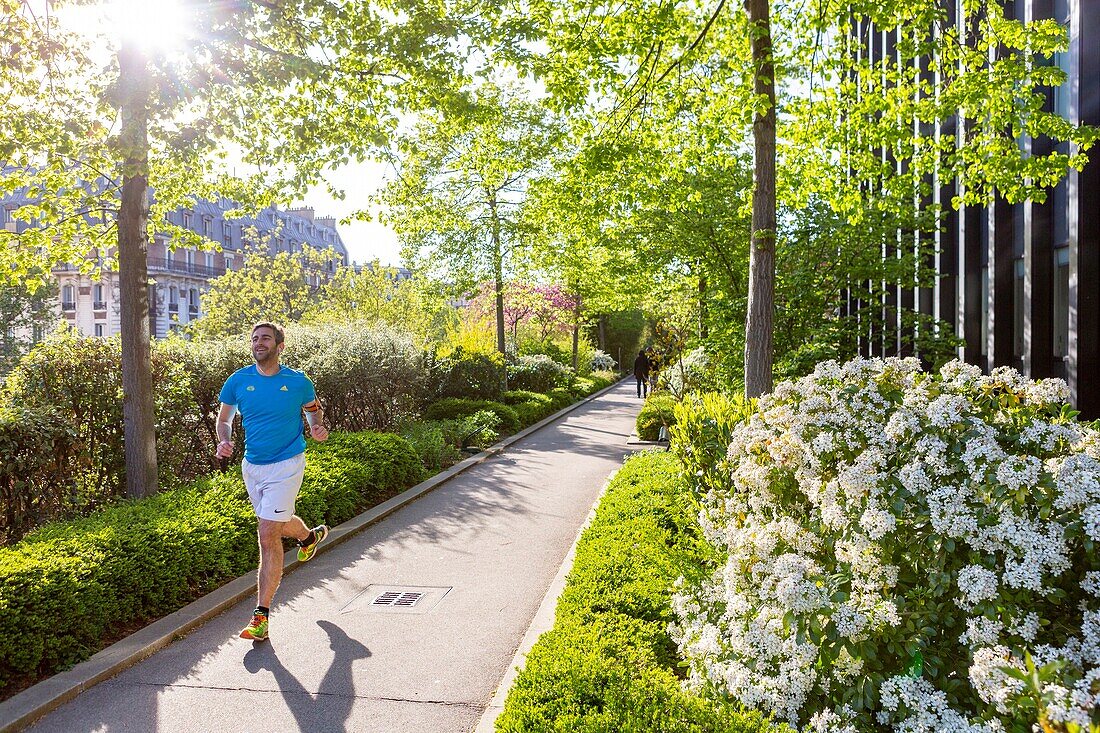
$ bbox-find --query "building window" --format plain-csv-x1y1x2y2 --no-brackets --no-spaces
203,217,212,237
1013,258,1026,359
1053,247,1069,359
225,255,235,271
186,249,195,267
189,288,199,315
166,248,175,267
182,211,192,229
62,285,76,310
93,284,106,309
222,222,232,247
32,325,43,343
94,324,104,338
205,252,214,269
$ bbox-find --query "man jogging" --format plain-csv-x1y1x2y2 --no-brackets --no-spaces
216,322,329,641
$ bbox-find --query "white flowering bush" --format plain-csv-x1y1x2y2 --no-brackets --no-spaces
670,357,1100,732
587,349,617,373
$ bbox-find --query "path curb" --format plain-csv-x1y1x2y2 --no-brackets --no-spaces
0,378,630,733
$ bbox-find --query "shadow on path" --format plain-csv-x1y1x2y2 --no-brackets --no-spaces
242,620,371,733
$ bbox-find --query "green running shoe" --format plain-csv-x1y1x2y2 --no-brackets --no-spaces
297,525,329,562
239,612,268,641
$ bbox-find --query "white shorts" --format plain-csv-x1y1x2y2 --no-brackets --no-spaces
242,453,306,521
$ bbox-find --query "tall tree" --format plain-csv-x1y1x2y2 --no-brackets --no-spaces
742,0,776,397
2,0,482,497
379,83,563,356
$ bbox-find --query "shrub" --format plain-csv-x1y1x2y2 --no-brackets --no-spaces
661,347,721,398
0,431,423,693
547,388,574,411
500,391,556,427
671,358,1100,731
282,323,429,431
587,349,617,373
398,420,464,472
507,354,571,394
495,452,783,733
569,377,595,397
669,393,755,500
423,397,520,435
589,369,619,388
433,347,506,401
500,390,546,406
636,394,678,441
0,406,81,544
3,330,201,502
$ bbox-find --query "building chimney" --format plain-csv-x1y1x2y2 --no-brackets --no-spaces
287,206,315,221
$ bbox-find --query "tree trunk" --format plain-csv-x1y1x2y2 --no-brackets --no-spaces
489,197,506,356
743,0,777,399
571,296,582,371
117,42,158,498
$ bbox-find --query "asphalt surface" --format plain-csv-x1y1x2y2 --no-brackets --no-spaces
24,379,645,733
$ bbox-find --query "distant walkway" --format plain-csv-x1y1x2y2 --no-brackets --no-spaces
26,379,645,733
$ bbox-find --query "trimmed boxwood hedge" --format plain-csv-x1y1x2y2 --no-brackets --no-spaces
494,451,785,733
423,398,522,434
0,431,423,694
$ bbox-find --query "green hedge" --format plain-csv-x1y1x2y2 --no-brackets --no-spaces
0,431,423,693
0,406,80,544
495,452,784,733
636,393,678,441
501,391,556,427
423,397,521,434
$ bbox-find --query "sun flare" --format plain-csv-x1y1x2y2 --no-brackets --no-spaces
107,0,189,54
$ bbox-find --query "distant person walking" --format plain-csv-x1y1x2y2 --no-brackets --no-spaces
215,322,330,642
633,349,652,398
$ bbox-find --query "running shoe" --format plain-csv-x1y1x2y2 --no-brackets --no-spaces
296,525,329,562
239,612,268,641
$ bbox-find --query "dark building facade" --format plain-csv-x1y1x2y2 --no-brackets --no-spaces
855,0,1099,417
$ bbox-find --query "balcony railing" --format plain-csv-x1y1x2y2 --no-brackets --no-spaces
168,303,179,313
188,305,199,316
147,257,225,278
61,301,76,311
93,300,107,310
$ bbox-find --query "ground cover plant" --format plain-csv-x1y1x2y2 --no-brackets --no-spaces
671,357,1100,732
496,450,784,733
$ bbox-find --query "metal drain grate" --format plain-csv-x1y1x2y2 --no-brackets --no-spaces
372,591,423,608
341,584,451,614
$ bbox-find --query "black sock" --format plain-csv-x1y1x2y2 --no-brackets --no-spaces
255,606,269,617
298,530,316,547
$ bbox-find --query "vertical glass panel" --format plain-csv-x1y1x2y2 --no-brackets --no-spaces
981,265,990,355
1013,258,1026,358
1053,248,1070,358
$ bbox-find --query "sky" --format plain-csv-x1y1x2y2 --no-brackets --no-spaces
298,162,404,268
53,0,406,268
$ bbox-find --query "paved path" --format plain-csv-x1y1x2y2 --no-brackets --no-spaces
26,380,644,733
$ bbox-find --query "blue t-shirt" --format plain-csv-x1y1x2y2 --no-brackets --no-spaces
218,365,317,465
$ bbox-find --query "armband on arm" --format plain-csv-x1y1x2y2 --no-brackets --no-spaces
303,399,324,426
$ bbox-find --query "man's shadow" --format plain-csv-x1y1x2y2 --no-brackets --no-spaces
243,619,371,732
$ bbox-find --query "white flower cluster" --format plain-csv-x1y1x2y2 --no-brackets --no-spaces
670,357,1100,731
